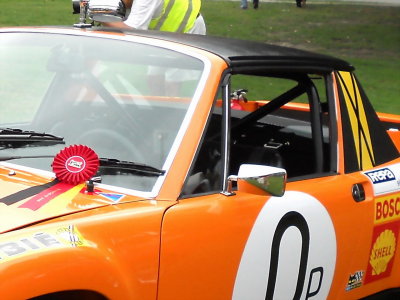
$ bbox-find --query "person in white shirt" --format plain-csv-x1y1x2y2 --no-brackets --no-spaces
103,0,206,35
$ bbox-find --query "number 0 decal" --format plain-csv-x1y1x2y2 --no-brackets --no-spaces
266,212,310,299
233,191,336,300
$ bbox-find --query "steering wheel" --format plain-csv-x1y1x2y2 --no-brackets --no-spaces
74,128,146,163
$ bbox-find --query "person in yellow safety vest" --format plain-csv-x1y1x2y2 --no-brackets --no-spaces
103,0,206,35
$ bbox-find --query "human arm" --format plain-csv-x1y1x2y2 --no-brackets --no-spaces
102,0,162,30
123,0,163,29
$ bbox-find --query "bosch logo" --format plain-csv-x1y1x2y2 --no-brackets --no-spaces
365,168,396,184
375,196,400,223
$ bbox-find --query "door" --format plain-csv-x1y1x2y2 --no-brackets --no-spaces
157,71,399,299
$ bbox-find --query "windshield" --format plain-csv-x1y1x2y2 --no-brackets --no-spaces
0,32,206,193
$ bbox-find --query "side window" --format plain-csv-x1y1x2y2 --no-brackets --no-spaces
182,72,335,197
181,101,223,196
229,73,333,179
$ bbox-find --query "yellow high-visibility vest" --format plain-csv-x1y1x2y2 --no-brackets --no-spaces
149,0,201,33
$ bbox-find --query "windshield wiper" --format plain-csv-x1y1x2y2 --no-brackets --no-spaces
99,158,165,177
0,128,65,147
0,154,165,177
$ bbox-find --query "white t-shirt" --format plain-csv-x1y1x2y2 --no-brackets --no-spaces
123,0,206,35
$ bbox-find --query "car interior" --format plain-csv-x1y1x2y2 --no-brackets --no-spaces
182,72,335,196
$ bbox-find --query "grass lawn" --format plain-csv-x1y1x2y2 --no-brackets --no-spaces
1,0,399,113
202,1,400,114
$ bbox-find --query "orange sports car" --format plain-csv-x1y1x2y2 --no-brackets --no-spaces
0,25,399,300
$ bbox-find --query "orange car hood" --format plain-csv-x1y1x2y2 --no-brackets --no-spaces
0,164,145,233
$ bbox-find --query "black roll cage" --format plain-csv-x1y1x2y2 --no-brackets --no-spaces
219,71,333,194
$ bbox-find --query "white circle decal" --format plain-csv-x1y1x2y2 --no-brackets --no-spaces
233,191,336,300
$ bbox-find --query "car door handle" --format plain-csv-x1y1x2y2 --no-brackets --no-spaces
352,183,366,202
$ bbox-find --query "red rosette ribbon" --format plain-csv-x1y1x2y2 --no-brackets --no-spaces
52,145,99,185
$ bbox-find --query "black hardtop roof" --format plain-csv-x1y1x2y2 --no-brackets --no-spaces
3,26,353,72
103,28,354,72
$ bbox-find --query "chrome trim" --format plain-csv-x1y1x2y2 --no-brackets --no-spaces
224,164,287,197
88,0,126,23
221,74,231,193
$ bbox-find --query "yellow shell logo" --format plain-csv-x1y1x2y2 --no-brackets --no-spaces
369,229,396,275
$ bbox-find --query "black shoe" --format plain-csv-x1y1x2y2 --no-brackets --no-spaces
253,0,259,9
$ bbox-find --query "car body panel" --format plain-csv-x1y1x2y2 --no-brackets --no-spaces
0,161,151,233
0,200,174,299
157,165,400,300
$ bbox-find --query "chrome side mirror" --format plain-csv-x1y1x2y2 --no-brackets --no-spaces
72,0,126,27
88,0,127,23
222,164,286,197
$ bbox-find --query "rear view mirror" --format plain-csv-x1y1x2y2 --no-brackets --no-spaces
223,164,286,197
